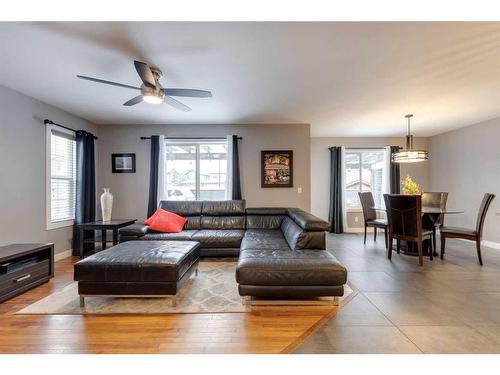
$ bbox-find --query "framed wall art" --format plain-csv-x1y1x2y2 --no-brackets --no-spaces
112,153,136,173
261,150,293,188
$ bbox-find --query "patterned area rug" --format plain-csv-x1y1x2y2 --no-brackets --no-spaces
17,259,354,315
17,259,249,314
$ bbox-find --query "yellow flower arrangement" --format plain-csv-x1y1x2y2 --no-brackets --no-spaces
401,175,422,195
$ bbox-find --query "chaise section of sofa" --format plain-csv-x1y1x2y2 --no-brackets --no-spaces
236,249,347,299
236,206,346,300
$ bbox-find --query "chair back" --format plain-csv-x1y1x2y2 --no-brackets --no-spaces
422,192,448,225
358,192,376,222
384,194,423,241
422,192,448,209
475,193,495,237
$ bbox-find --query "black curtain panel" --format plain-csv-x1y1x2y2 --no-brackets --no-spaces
73,130,96,256
328,147,343,233
390,146,401,194
231,135,242,200
147,135,160,217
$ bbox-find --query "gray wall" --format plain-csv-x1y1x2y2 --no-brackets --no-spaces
97,123,311,221
310,137,430,224
5,78,496,250
0,85,98,255
429,117,500,243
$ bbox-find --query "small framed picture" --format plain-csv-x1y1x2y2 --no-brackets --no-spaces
261,150,293,188
112,153,136,173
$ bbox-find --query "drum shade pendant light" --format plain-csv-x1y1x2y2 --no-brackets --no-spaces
392,114,428,163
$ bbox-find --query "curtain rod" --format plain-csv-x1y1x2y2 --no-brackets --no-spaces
328,147,386,150
44,119,98,140
140,136,242,140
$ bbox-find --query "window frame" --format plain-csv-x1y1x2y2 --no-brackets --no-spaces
344,148,386,212
46,124,76,230
164,138,228,201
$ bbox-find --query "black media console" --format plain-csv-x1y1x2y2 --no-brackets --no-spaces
0,243,54,303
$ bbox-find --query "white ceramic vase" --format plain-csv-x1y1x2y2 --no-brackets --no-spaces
100,188,113,222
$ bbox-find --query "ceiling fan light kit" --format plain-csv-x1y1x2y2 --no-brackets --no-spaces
141,87,164,104
143,94,163,104
77,60,212,111
392,114,429,163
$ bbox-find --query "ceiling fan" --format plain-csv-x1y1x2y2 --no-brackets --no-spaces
77,60,212,112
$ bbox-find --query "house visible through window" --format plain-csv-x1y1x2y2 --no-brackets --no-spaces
164,139,227,201
46,125,76,229
345,149,387,210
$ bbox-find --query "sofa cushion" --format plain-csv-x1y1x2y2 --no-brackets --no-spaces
148,209,187,233
241,229,290,251
201,200,246,215
141,230,198,241
201,216,246,229
144,209,160,225
181,216,201,230
192,229,245,248
159,201,202,229
280,217,306,250
159,201,203,216
246,215,286,229
236,249,347,286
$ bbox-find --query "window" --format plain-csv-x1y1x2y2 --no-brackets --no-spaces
345,149,386,210
164,139,227,201
46,125,76,229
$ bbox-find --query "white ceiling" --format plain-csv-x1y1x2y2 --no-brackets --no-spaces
1,22,499,137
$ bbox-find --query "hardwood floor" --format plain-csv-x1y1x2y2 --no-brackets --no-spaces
0,257,337,354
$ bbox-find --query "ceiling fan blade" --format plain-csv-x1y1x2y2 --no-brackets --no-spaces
123,95,144,106
134,60,156,89
163,88,212,98
77,75,140,90
164,96,191,112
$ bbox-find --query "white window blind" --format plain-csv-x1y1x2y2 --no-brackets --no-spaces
47,127,76,227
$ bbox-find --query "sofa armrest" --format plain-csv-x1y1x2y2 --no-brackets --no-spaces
281,217,326,250
119,223,150,237
287,208,330,231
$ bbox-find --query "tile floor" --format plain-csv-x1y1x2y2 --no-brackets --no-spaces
294,233,500,354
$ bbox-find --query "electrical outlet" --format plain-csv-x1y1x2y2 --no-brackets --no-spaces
297,187,302,194
354,216,359,223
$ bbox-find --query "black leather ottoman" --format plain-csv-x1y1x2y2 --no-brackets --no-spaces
74,240,200,306
236,249,347,304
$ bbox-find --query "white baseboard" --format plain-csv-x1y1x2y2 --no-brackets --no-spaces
55,249,73,261
456,238,500,250
482,240,500,250
344,227,376,234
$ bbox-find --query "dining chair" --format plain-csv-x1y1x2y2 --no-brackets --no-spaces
440,193,495,266
384,194,434,266
422,192,448,251
358,192,388,248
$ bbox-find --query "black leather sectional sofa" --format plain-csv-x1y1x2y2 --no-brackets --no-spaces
119,200,347,300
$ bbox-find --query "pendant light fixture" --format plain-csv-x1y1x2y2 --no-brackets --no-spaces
392,114,429,163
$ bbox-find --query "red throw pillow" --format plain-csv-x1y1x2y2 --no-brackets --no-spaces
144,209,161,225
148,209,187,233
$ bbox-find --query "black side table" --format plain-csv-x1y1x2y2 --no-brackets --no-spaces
76,219,136,259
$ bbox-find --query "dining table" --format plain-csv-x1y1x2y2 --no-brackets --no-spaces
371,206,464,256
